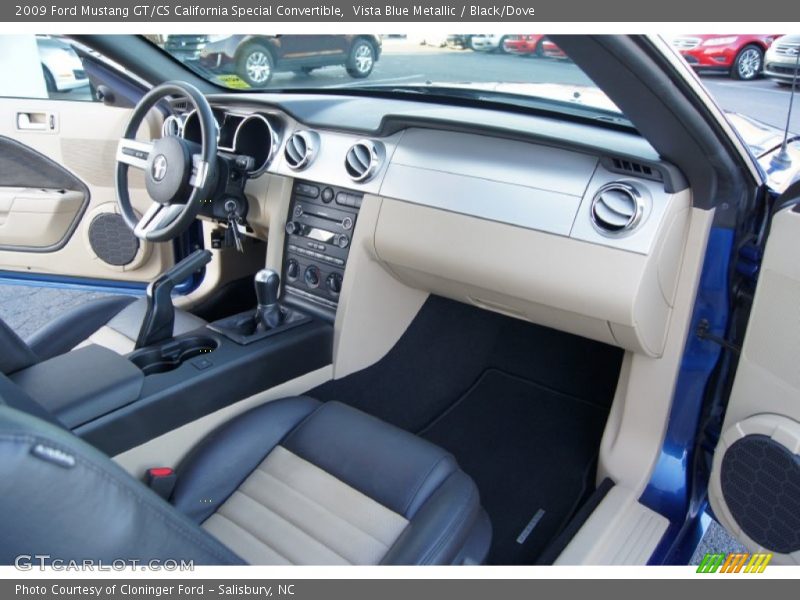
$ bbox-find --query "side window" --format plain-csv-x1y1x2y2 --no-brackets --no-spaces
0,34,98,102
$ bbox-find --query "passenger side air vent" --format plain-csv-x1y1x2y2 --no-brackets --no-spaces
284,130,319,170
590,182,644,235
345,140,384,182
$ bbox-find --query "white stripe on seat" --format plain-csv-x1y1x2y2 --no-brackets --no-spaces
202,446,408,565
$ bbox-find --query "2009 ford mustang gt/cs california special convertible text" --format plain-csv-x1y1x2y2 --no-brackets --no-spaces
0,34,799,566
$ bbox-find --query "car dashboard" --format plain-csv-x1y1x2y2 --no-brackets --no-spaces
170,92,693,358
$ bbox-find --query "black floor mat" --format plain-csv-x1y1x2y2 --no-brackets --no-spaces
312,296,622,432
421,369,609,565
311,296,622,564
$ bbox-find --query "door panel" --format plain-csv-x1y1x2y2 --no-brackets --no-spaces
0,187,84,248
0,96,174,281
708,206,800,564
0,134,89,251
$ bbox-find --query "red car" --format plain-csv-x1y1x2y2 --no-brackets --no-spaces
670,34,782,81
502,35,546,56
541,39,568,59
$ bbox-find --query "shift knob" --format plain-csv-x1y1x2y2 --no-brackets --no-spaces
255,269,283,330
255,268,280,307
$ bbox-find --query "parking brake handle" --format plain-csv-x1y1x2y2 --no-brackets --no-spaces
135,249,212,350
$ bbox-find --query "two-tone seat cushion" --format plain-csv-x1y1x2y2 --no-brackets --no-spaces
171,397,489,565
0,390,489,565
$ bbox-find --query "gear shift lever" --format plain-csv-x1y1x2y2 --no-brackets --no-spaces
254,268,283,329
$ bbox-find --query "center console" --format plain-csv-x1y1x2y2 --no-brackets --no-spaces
7,180,366,458
281,180,363,321
10,251,335,457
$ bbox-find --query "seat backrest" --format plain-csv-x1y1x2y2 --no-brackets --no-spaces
0,390,244,566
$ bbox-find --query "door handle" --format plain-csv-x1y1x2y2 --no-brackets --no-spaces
16,112,56,131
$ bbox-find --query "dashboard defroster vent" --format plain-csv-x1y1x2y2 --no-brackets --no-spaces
284,130,319,170
590,182,644,235
345,139,384,182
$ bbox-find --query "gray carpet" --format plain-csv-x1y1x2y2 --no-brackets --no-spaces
0,283,121,339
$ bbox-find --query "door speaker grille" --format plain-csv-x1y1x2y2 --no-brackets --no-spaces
88,213,139,266
721,434,800,554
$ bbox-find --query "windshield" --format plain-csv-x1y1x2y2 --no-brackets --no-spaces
148,34,633,127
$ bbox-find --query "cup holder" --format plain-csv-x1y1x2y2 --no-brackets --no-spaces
129,336,219,376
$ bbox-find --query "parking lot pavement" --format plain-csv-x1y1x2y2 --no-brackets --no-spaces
690,521,748,565
0,283,121,339
702,76,800,132
50,83,93,102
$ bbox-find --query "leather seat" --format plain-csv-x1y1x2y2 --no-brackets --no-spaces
0,390,491,565
25,296,206,360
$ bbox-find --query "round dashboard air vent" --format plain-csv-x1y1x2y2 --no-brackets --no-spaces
590,182,645,235
161,115,183,138
284,130,319,170
345,139,384,182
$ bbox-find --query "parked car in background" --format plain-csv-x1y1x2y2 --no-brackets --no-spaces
181,34,382,87
541,38,568,59
469,34,511,53
502,35,546,56
407,33,448,47
670,34,781,80
35,35,89,92
446,34,474,49
764,34,800,86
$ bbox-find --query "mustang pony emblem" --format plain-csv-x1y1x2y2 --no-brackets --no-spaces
151,154,168,182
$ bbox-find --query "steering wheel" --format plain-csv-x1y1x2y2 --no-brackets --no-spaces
115,81,217,242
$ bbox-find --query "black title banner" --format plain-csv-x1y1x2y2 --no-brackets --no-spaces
4,0,782,21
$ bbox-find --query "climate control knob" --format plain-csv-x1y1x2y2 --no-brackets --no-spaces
326,272,343,295
304,265,320,288
285,221,303,236
286,258,299,281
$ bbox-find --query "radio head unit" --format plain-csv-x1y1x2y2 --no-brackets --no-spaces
281,180,363,321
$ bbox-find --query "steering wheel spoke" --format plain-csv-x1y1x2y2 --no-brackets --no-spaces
134,202,186,239
116,138,154,170
190,154,210,189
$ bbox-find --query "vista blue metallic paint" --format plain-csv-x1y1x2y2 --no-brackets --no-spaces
640,227,734,564
0,271,146,295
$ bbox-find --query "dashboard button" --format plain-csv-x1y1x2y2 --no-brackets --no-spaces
321,187,334,203
296,184,319,198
